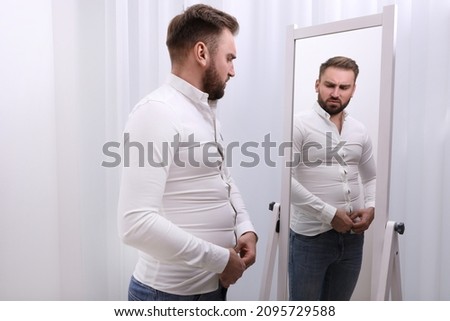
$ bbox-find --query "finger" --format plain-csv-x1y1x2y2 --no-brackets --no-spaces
242,256,255,268
352,223,365,231
352,223,367,233
349,212,361,220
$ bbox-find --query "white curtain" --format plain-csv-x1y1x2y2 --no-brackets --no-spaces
388,0,450,300
0,0,449,300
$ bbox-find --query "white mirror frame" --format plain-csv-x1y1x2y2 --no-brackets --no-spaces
278,5,397,300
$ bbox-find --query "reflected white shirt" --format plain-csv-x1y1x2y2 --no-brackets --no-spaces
290,102,376,236
117,74,255,295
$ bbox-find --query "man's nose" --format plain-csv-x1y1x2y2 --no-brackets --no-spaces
229,66,235,78
331,87,340,97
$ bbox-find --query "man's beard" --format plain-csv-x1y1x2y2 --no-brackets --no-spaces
203,62,226,101
317,94,351,115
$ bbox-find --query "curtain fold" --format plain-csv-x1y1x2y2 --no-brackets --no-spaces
0,0,449,300
389,0,450,300
0,0,61,300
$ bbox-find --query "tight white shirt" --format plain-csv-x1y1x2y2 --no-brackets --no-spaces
118,74,255,295
290,103,376,236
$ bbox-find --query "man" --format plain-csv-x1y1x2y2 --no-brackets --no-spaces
117,4,257,301
289,56,376,300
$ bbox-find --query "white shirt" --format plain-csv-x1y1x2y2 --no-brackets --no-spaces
117,74,255,295
290,102,376,236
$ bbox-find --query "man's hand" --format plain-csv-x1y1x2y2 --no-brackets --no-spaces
331,208,354,233
234,232,257,268
219,248,246,288
349,207,375,234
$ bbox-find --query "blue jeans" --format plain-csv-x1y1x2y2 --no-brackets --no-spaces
289,229,364,301
128,276,227,301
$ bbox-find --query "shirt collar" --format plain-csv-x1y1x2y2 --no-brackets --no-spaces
166,73,217,110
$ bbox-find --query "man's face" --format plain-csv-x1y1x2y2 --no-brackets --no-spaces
315,67,356,115
203,29,236,100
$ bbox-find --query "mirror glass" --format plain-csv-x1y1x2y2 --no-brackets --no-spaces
291,26,382,299
293,26,382,157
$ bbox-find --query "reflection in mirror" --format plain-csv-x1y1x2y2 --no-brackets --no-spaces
291,28,381,301
277,5,396,301
293,27,381,156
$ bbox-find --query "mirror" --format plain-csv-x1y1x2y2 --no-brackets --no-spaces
293,26,381,155
276,5,397,300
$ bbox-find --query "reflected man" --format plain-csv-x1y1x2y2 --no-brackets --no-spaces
289,56,376,300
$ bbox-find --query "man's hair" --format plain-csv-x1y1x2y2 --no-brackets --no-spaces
166,4,239,64
319,56,359,81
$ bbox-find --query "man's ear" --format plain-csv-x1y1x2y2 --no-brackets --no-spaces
194,42,209,67
315,79,319,92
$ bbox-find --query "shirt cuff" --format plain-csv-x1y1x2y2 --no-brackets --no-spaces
235,221,257,241
321,203,337,224
203,244,230,274
365,201,375,209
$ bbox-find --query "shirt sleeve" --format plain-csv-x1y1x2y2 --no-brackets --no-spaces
117,101,229,274
290,174,337,224
215,120,256,240
290,118,337,224
359,132,376,208
224,167,257,239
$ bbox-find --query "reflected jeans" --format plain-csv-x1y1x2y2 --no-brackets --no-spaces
128,275,227,301
289,229,364,301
